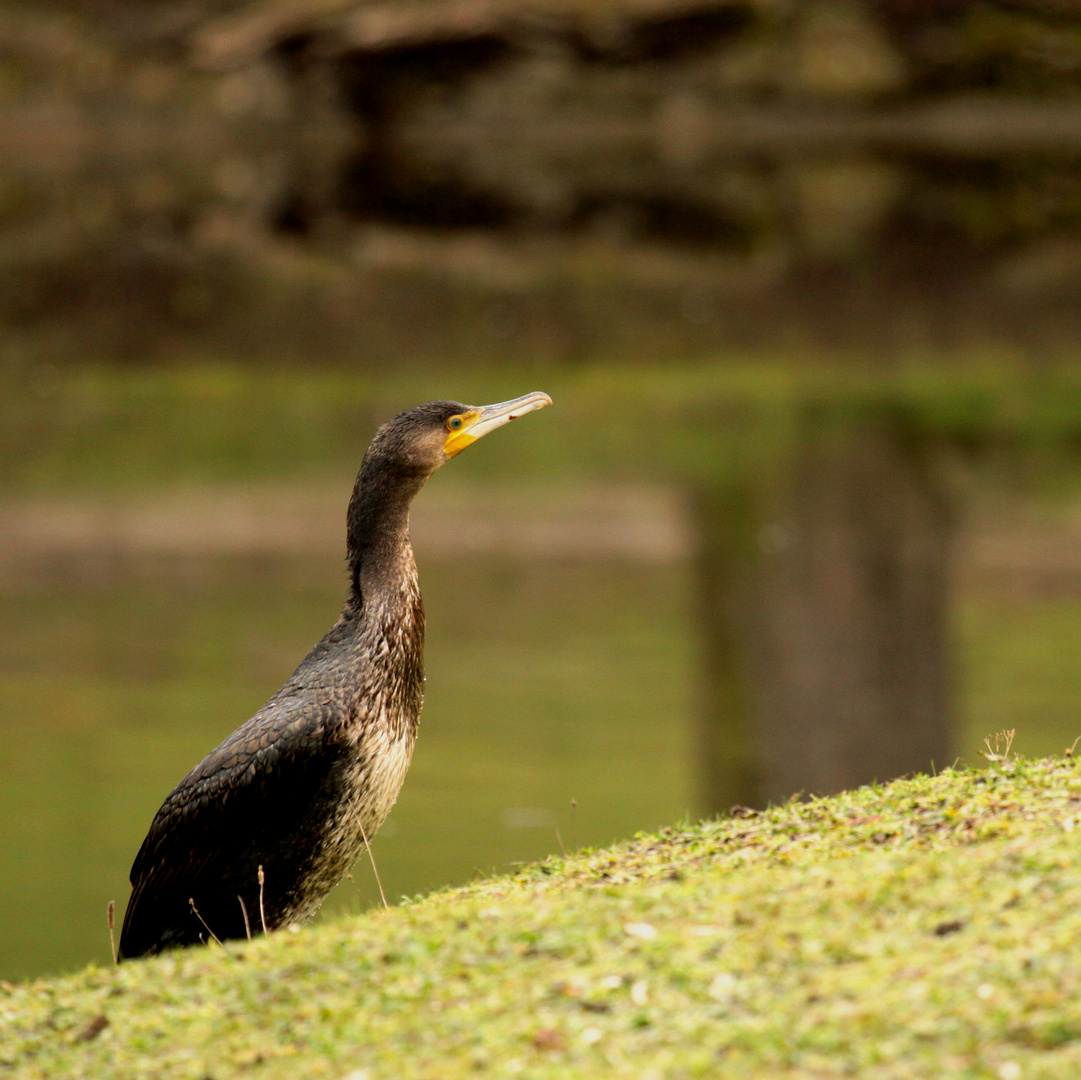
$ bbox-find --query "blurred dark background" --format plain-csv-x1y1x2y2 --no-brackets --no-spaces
6,0,1081,979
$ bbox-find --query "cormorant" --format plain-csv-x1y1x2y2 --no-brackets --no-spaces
119,392,552,959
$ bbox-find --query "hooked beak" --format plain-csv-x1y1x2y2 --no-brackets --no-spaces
444,391,553,458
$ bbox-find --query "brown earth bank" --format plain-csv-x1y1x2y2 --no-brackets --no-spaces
3,482,1081,595
0,483,687,565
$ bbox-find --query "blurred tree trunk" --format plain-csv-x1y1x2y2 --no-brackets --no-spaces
694,479,761,812
695,413,955,814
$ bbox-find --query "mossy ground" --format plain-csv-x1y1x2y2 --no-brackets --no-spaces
3,755,1081,1079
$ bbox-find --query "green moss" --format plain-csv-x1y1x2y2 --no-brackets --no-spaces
4,756,1081,1078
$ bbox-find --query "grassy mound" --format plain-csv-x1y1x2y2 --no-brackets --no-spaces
4,755,1081,1079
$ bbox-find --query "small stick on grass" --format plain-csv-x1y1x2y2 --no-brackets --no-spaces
257,866,268,935
358,819,388,910
188,899,225,949
238,896,252,941
107,900,117,966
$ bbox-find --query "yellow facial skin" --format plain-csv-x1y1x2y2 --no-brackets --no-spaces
442,392,553,458
443,410,482,458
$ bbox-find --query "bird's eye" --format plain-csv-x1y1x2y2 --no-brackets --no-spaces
447,416,464,431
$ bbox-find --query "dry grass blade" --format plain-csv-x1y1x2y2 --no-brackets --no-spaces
257,866,268,935
358,819,388,910
106,900,117,966
188,899,225,949
238,895,252,941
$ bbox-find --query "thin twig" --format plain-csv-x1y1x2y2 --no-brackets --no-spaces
554,827,567,857
1066,735,1081,758
238,896,252,941
257,866,268,935
570,798,577,853
189,898,225,949
107,901,117,966
358,819,388,910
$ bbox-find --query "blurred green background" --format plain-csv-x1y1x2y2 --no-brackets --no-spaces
7,0,1081,980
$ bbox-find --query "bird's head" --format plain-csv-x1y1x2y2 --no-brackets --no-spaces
369,392,553,477
348,391,552,590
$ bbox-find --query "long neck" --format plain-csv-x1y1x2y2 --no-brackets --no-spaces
345,452,425,605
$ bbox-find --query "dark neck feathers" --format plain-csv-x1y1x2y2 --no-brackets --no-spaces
345,449,425,603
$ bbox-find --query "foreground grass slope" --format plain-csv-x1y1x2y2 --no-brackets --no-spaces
4,756,1081,1079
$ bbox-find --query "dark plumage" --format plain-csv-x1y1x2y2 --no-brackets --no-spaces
119,393,551,959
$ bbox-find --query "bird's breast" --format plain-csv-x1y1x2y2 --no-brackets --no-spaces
354,719,417,828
